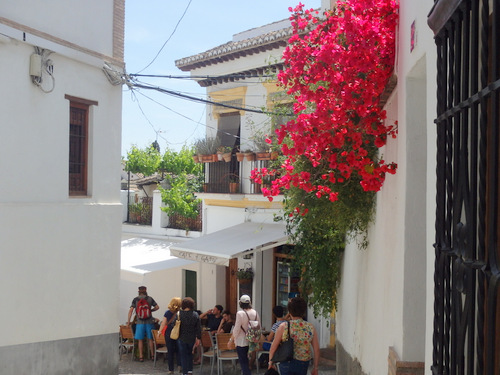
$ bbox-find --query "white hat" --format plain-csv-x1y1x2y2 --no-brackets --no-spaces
240,294,251,303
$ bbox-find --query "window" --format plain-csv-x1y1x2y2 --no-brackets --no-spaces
66,95,97,196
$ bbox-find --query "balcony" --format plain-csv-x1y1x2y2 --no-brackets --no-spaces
200,153,275,194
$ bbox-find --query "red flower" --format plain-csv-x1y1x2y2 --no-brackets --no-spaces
251,0,398,209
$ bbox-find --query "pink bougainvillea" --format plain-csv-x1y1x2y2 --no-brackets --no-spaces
252,0,398,206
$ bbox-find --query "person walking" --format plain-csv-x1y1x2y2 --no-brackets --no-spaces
177,297,201,375
230,294,261,375
158,297,182,374
268,297,320,375
127,286,159,362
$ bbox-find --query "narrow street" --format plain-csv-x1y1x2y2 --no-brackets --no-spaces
119,347,336,375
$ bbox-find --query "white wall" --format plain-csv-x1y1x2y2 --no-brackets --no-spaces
0,3,123,373
335,0,437,373
1,1,114,57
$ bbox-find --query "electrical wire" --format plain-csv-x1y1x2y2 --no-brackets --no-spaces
136,0,193,74
129,80,293,116
132,88,247,144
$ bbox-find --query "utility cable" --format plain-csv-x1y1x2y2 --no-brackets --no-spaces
130,81,293,116
136,0,193,74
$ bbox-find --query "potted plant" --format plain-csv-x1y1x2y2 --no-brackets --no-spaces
251,132,273,160
228,174,240,194
194,137,221,162
242,149,256,161
236,267,254,284
218,146,233,162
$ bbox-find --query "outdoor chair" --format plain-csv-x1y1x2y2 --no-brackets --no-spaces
200,330,217,375
256,346,270,373
151,329,169,367
215,333,238,375
119,325,135,360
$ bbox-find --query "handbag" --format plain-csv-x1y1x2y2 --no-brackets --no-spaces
271,321,294,363
170,311,181,340
162,311,177,336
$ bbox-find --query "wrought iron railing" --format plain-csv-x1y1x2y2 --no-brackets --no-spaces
430,1,500,374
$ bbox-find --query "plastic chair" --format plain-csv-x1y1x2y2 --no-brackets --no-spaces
200,330,217,375
151,329,169,367
119,325,135,360
256,348,270,373
215,333,238,375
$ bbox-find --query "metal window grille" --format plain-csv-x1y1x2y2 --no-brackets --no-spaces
69,104,88,195
431,1,500,374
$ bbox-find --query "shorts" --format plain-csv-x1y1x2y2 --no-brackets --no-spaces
134,323,154,340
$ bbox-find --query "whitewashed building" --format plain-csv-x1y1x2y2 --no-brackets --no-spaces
0,1,124,374
335,0,500,374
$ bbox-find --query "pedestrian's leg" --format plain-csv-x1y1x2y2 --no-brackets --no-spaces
138,339,144,361
148,338,155,360
177,340,188,375
166,338,176,371
236,346,251,375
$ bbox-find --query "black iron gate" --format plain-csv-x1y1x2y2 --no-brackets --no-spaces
429,0,500,374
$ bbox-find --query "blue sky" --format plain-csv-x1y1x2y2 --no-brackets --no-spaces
121,0,321,157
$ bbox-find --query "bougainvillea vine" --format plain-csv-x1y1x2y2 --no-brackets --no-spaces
252,0,399,211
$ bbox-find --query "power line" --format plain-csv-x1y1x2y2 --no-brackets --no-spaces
136,0,193,74
129,80,293,116
129,73,277,80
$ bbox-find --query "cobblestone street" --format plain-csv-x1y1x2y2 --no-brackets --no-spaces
119,348,336,375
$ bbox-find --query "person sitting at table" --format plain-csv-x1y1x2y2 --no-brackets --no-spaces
262,305,286,351
217,310,235,333
199,304,223,332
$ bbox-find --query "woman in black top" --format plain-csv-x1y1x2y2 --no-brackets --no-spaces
177,297,201,375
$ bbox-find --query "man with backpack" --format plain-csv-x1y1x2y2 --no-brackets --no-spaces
230,295,262,375
127,286,159,362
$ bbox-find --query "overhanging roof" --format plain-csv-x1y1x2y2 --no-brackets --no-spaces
169,222,288,266
121,237,195,274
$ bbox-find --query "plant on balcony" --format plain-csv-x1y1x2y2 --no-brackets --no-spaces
195,137,221,162
217,146,233,162
228,173,240,193
236,267,254,283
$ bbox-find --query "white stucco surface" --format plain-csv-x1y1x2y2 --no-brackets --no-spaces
335,0,438,373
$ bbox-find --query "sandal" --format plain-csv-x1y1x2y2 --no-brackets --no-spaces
139,358,144,362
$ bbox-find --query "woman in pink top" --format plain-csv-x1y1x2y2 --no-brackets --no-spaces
230,295,260,375
268,297,320,375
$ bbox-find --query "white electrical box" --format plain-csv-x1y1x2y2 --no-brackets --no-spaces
29,53,42,77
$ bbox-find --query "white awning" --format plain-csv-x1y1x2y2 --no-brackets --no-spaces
121,237,195,274
169,222,288,266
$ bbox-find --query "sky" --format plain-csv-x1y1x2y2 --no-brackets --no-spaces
121,0,322,157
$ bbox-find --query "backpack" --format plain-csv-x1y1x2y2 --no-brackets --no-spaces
244,311,262,343
136,297,152,320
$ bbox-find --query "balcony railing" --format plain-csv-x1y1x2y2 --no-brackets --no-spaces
201,153,274,194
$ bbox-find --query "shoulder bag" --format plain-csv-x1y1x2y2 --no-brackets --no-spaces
270,321,294,363
170,311,181,340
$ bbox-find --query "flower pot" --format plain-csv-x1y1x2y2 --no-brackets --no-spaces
236,152,245,162
271,151,279,160
222,152,232,162
217,152,223,161
238,278,253,285
229,182,239,194
255,152,271,161
201,154,216,163
244,152,255,161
